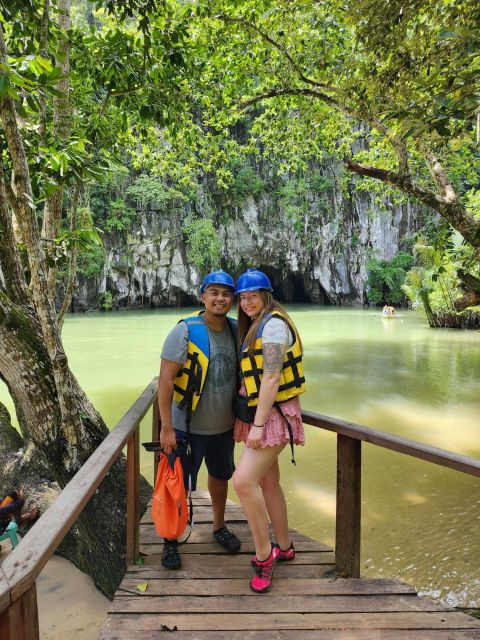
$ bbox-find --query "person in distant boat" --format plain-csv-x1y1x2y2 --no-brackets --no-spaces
157,270,241,570
0,489,39,535
232,269,306,594
382,305,396,316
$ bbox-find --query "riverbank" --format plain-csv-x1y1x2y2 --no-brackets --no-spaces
1,544,109,639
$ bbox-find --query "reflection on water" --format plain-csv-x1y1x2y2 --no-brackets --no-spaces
0,306,478,606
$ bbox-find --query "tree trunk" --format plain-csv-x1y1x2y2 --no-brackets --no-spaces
0,5,151,599
0,299,151,596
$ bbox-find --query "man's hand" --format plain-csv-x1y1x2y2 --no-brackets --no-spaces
160,427,177,454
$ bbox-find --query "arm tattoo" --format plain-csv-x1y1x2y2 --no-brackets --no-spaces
263,342,285,373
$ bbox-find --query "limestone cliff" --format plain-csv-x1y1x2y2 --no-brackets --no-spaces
72,161,431,310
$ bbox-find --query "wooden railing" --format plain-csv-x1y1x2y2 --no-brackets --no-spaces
1,376,479,639
0,379,158,640
301,410,480,578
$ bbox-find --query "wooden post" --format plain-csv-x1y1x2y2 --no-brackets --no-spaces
335,434,361,578
152,393,161,480
126,427,140,566
0,584,39,640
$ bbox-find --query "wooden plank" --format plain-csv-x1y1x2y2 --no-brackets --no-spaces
302,410,480,478
1,378,158,603
139,540,332,554
99,629,480,640
0,583,39,640
141,506,247,524
131,551,335,569
118,563,333,581
117,577,416,597
96,611,480,631
0,566,10,614
335,434,361,578
126,428,140,565
139,523,326,546
108,594,451,614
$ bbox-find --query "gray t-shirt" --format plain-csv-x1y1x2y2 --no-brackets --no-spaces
161,318,237,435
263,317,293,347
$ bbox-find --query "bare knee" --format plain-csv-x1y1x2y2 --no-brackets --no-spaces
233,470,256,497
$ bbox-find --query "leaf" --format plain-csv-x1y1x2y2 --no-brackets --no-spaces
136,582,148,592
135,556,145,566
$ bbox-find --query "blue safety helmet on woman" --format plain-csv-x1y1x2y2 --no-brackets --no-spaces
235,268,273,294
200,269,235,294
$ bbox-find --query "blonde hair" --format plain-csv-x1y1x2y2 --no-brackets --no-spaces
237,290,302,355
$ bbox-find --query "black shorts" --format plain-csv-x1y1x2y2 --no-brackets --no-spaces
174,428,235,491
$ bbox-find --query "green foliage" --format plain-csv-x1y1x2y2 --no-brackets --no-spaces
367,252,414,305
224,158,264,199
125,175,186,210
100,291,113,310
77,244,106,278
104,199,136,232
151,0,480,247
181,217,221,270
402,223,480,321
309,171,335,195
275,171,333,245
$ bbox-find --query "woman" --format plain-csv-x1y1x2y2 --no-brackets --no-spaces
232,269,306,593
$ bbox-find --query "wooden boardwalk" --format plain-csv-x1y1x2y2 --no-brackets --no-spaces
99,490,480,640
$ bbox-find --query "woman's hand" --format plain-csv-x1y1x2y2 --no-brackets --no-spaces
247,426,264,449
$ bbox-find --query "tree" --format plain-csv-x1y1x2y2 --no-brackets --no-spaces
367,252,414,306
175,0,480,248
0,0,190,595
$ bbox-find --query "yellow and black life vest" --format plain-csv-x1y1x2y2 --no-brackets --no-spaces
173,312,236,412
240,311,306,407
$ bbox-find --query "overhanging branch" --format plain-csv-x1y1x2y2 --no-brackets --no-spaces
219,15,333,91
240,87,411,176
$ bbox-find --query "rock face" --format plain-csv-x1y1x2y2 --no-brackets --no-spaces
73,162,430,310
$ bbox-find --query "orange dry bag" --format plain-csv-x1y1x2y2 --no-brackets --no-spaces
0,496,13,509
152,453,188,540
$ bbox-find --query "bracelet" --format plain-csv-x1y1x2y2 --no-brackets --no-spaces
253,424,265,428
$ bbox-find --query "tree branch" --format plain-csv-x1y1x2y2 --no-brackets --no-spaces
219,15,332,90
0,161,29,304
241,87,411,175
425,152,458,204
219,13,412,175
240,86,342,112
58,182,81,328
0,25,48,305
39,0,50,146
4,174,17,210
42,0,72,302
346,159,480,246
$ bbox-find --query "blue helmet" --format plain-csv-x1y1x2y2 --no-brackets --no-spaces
200,270,235,294
235,268,273,294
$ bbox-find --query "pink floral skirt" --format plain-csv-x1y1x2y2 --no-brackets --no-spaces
234,392,305,449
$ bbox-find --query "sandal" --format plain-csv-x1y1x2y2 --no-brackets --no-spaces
161,539,181,570
213,527,241,553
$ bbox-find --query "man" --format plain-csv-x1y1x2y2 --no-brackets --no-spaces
158,270,241,569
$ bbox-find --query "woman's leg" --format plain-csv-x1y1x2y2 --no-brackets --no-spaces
233,444,284,561
259,458,291,551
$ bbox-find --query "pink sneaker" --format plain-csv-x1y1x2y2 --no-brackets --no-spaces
250,542,295,566
250,545,280,593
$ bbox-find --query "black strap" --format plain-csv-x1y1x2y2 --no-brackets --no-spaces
179,353,201,532
274,401,296,466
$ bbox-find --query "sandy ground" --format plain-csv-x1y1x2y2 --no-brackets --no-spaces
2,543,110,640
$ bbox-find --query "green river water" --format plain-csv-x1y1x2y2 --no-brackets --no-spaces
1,307,479,607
